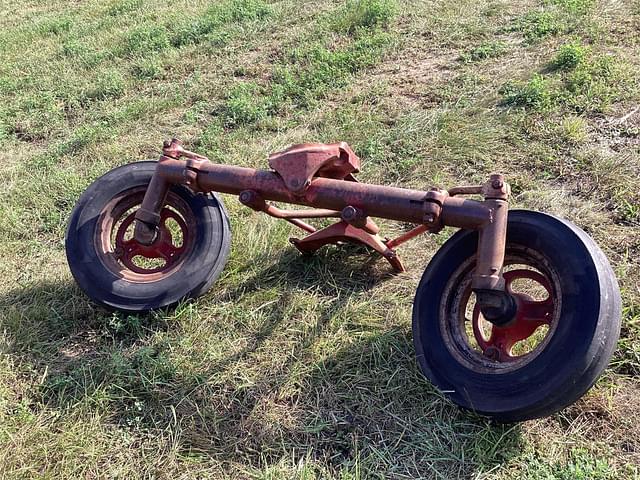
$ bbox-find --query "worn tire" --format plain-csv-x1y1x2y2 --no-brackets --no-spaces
412,210,621,422
66,161,231,312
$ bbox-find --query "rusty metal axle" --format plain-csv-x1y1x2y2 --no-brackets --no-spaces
134,139,511,319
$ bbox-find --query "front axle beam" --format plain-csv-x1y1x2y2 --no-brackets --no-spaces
134,139,512,322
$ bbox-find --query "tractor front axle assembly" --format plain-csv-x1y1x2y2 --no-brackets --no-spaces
66,138,621,421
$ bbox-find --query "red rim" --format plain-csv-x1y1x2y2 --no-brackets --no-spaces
440,249,561,374
114,208,190,274
472,269,554,362
95,187,197,283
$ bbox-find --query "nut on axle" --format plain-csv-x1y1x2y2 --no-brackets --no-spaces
422,188,447,232
341,206,380,234
482,174,510,200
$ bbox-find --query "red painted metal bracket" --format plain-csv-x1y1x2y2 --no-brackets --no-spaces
290,220,405,272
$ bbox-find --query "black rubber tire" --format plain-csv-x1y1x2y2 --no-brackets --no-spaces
66,161,231,312
412,210,621,422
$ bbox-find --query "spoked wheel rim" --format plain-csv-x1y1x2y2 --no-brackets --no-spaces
440,247,562,374
95,187,197,283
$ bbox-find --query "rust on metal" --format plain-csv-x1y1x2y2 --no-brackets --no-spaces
98,187,196,283
239,189,322,234
340,205,380,234
472,177,510,291
117,208,188,274
291,220,405,272
473,269,554,362
133,139,513,314
268,142,360,194
449,185,483,196
385,224,431,250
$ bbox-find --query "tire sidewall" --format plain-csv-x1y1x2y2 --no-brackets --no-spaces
66,162,230,311
412,211,618,420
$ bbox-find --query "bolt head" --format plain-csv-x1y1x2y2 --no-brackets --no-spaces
342,206,357,220
491,179,504,189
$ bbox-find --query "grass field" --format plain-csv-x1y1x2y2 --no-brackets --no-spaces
0,0,639,478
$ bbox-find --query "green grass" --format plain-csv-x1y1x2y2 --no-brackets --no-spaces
499,43,634,113
1,0,640,478
460,40,508,62
552,40,590,69
219,2,395,127
330,0,397,34
500,73,554,110
515,10,565,40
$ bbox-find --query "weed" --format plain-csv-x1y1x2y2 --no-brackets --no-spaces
170,17,221,47
198,121,227,158
222,31,393,126
558,115,588,143
515,10,563,40
618,200,640,224
36,16,72,36
227,0,271,22
54,124,109,156
520,448,618,479
169,0,271,47
506,46,635,114
13,92,66,140
61,39,87,59
106,313,145,336
132,57,163,80
562,54,630,113
500,74,554,110
84,69,125,102
331,0,397,34
552,40,589,69
223,82,270,126
106,0,142,16
545,0,595,15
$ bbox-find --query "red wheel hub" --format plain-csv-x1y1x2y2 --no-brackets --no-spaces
472,270,554,362
114,208,189,274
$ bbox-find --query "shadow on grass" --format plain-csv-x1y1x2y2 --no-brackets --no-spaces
0,248,523,478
